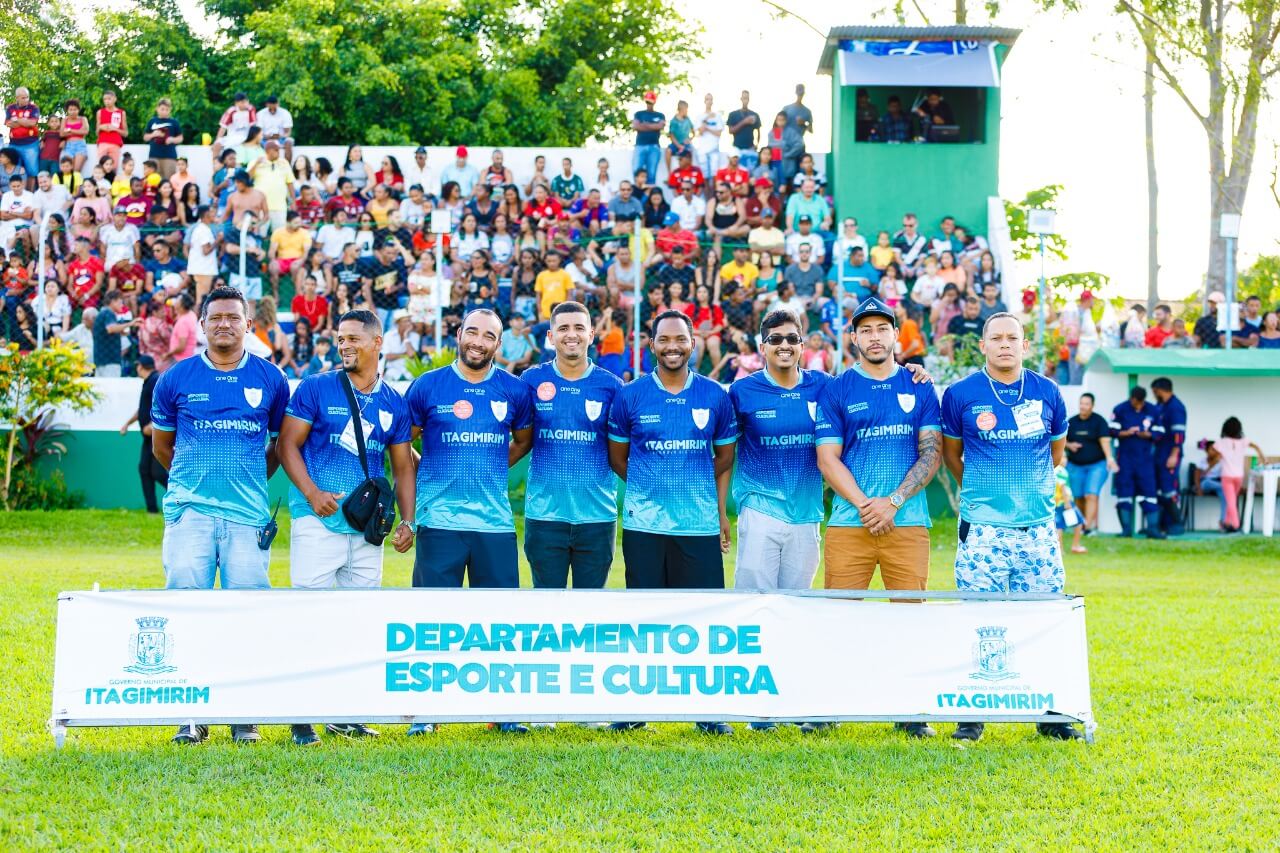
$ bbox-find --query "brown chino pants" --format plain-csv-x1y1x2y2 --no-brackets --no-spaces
823,526,930,590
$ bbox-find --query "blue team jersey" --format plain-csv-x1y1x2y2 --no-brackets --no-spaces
405,363,534,533
940,368,1068,527
607,371,737,536
814,365,942,527
284,372,412,535
521,361,623,524
729,368,831,524
1154,394,1186,453
151,351,289,527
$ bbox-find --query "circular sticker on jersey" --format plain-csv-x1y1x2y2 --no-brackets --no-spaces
537,382,557,402
453,399,473,420
976,411,997,431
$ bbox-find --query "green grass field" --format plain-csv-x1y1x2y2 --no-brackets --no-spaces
2,510,1279,849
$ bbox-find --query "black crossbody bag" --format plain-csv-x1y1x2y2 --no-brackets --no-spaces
338,372,398,546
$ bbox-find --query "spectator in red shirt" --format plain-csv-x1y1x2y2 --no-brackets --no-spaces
67,237,105,309
687,281,726,374
3,253,32,335
744,177,782,227
294,184,323,228
118,178,152,226
374,155,404,196
212,92,257,159
95,90,128,174
714,153,751,198
666,151,705,193
1144,303,1174,348
323,177,366,220
522,184,563,234
290,274,330,332
109,258,146,314
653,211,699,265
5,87,42,189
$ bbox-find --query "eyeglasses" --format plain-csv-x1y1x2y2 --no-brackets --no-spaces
763,334,803,346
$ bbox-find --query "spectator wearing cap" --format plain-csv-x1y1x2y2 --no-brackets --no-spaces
726,90,762,172
747,206,785,260
745,173,782,224
212,92,256,160
440,146,480,198
784,214,824,265
249,140,295,233
653,211,699,266
670,179,707,233
224,167,269,231
1194,292,1225,348
632,91,666,186
403,146,441,199
142,98,184,181
258,95,294,161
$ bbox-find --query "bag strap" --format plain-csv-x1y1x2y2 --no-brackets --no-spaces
339,371,371,477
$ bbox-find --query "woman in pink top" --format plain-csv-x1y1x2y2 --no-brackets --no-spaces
1214,416,1265,532
167,292,199,363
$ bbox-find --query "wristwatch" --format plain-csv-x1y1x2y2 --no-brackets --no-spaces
889,492,905,509
397,521,416,534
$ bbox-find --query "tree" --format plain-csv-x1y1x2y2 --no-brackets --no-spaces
0,0,702,147
0,341,100,511
1118,0,1280,297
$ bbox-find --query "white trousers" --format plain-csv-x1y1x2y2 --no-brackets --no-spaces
290,514,383,589
733,506,820,591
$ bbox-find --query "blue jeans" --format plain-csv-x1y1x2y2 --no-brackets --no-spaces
632,144,661,183
10,141,38,182
523,518,615,588
162,509,271,589
736,149,759,171
1067,460,1109,497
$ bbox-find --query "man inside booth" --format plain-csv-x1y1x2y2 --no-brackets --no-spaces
913,89,956,141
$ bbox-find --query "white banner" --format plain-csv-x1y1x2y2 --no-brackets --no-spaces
51,590,1093,730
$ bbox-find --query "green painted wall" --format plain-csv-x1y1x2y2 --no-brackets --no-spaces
827,44,1009,240
30,429,954,519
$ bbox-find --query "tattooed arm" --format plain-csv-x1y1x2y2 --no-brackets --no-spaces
858,429,943,535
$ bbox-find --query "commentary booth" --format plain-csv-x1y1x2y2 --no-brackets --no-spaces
817,26,1022,307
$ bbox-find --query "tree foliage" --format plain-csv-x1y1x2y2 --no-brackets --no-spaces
1003,184,1069,263
0,0,702,146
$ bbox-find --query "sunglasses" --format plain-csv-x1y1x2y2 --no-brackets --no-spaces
763,334,803,346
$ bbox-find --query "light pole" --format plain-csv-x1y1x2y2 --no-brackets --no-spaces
1027,208,1057,374
1220,213,1241,350
35,209,57,350
430,209,452,353
631,219,643,378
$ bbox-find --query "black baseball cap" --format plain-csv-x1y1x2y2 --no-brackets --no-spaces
851,297,896,329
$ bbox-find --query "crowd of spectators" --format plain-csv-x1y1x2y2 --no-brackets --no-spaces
6,83,1268,386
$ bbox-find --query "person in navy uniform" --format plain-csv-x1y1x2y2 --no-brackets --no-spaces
1108,386,1166,539
1149,377,1186,535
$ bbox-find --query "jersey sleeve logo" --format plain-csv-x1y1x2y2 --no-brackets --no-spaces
806,401,817,421
897,393,915,414
585,399,603,421
243,387,263,408
537,382,557,401
378,409,393,431
490,400,508,422
692,408,710,430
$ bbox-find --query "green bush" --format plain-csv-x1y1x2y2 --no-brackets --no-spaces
7,462,84,511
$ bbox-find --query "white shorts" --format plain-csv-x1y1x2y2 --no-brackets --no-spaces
733,505,820,591
289,513,384,589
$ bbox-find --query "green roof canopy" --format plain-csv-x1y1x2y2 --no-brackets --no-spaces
1087,348,1280,377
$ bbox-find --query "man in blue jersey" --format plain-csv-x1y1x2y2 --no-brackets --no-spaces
608,309,737,735
940,312,1082,742
405,308,534,733
521,301,623,589
1149,377,1186,536
1109,385,1166,539
151,285,290,746
278,309,417,745
813,297,942,739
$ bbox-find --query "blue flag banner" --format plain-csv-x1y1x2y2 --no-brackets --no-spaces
837,39,1001,88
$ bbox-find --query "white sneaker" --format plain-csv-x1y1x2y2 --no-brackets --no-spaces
577,722,610,730
529,722,557,729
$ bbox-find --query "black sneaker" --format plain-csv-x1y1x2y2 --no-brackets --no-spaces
1037,722,1084,741
230,724,261,743
799,722,837,735
749,722,779,732
951,722,984,741
326,723,380,738
695,721,733,735
291,724,320,746
895,721,937,738
172,723,208,745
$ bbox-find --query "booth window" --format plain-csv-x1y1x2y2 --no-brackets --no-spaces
854,87,986,144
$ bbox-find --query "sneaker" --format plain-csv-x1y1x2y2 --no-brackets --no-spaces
577,722,610,730
609,721,651,732
172,724,208,745
529,722,557,730
695,721,733,735
1037,722,1084,741
230,724,261,743
406,723,437,736
749,722,779,732
799,722,836,735
951,722,984,741
894,721,936,739
496,722,529,734
325,723,380,738
291,724,320,746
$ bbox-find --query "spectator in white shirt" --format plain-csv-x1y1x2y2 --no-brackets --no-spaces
316,209,356,260
62,306,97,360
98,206,139,270
381,309,419,381
693,93,725,190
831,217,867,261
32,171,72,221
403,146,441,200
669,182,706,232
783,216,825,265
0,174,36,257
588,157,614,203
257,95,294,161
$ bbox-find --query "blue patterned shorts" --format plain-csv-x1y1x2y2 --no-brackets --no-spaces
954,520,1064,594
